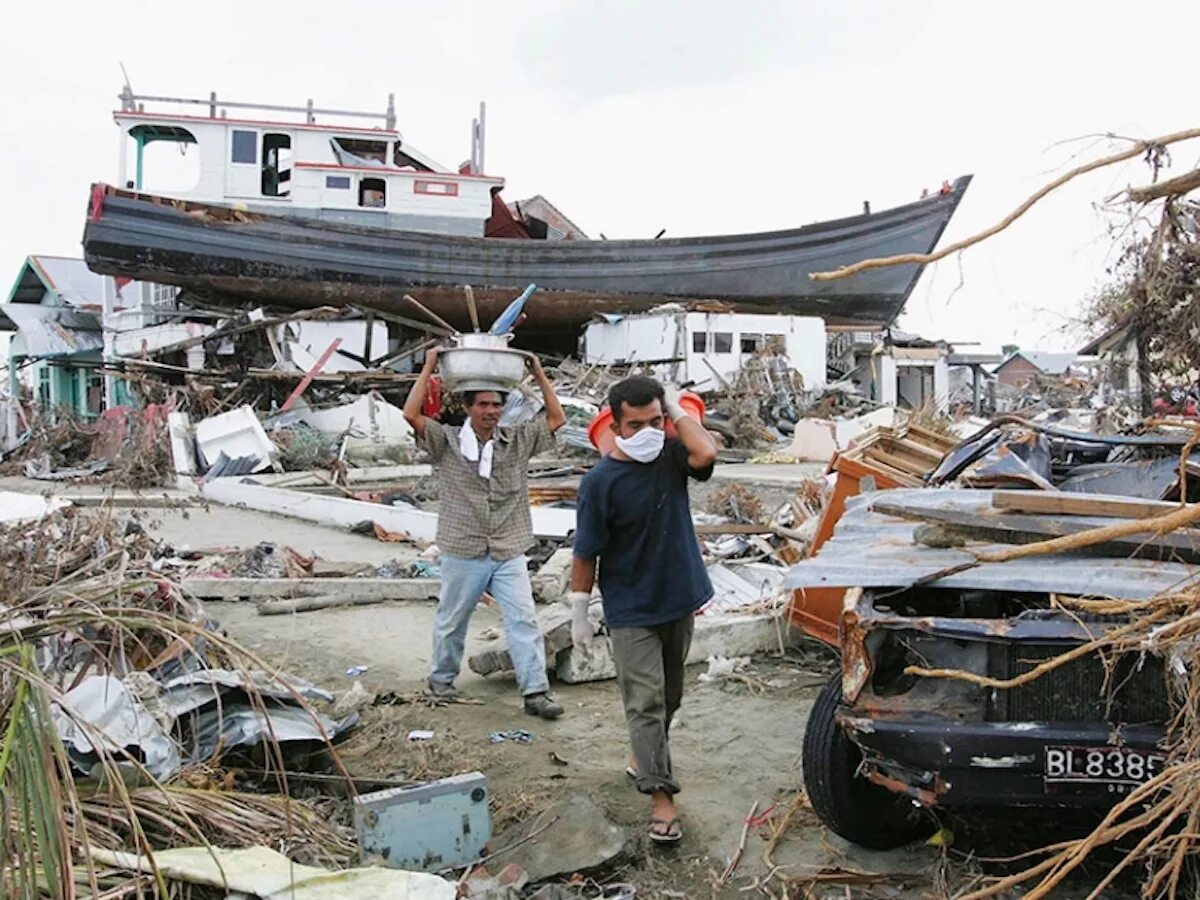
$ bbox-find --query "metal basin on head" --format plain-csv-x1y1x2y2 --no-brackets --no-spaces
439,333,527,392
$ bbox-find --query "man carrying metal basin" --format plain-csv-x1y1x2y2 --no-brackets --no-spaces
569,376,718,843
403,347,568,719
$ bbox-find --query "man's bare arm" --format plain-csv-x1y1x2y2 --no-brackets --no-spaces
402,347,440,440
529,355,567,433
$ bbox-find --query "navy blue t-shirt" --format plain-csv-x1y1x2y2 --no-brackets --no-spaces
572,438,714,628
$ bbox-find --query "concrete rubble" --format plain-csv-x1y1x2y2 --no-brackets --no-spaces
493,793,629,883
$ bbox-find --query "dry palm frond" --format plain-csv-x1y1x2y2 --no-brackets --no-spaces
1,507,355,898
76,787,355,868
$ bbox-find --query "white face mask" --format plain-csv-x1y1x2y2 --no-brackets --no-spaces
615,426,665,463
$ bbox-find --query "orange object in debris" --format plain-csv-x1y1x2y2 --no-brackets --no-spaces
586,391,705,455
788,452,906,647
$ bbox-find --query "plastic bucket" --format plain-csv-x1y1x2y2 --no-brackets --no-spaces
587,391,706,455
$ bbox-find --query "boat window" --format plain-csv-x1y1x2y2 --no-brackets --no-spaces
359,177,387,209
713,333,733,354
692,332,708,353
326,176,351,190
261,133,292,197
231,130,257,164
740,333,763,354
332,138,389,168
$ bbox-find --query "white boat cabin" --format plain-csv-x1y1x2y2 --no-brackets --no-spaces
114,87,501,236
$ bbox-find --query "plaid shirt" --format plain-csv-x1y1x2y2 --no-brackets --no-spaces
420,419,555,560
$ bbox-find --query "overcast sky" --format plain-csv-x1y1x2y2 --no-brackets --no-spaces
2,0,1198,356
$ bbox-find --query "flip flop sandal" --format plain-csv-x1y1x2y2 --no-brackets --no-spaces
648,817,682,844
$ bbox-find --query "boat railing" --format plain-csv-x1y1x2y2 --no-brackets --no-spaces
118,86,397,130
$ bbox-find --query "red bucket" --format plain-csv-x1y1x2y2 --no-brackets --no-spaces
586,392,706,455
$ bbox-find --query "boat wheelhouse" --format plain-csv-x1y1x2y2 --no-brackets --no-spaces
115,85,501,236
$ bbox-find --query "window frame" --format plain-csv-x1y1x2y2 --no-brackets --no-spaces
231,130,258,165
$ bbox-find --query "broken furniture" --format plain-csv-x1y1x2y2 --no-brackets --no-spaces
790,422,957,644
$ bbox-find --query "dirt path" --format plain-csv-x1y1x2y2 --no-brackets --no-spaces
212,596,939,898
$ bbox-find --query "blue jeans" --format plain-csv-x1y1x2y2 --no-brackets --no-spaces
430,554,550,697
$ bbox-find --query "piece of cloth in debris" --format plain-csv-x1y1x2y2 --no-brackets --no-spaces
610,613,694,795
419,418,554,560
574,439,713,628
458,424,495,479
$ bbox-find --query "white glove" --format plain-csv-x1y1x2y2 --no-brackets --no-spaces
662,385,687,423
569,591,594,649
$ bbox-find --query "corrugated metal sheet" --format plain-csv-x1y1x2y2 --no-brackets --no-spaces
705,563,785,614
2,303,102,357
784,489,1200,599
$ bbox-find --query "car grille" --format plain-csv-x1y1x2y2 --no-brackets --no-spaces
1000,644,1171,725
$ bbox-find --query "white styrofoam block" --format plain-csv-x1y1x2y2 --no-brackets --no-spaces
194,406,275,473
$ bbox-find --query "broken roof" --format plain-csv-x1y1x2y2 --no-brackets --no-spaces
1078,315,1135,356
510,195,589,240
2,303,102,358
994,349,1078,375
7,255,149,311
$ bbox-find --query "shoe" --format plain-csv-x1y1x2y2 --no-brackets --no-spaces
523,692,563,720
426,678,459,700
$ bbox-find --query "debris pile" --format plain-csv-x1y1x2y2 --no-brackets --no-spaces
0,504,366,896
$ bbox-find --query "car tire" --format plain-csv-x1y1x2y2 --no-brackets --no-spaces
802,675,933,850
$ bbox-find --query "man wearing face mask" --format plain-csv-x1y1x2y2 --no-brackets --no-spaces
569,375,718,844
403,347,568,720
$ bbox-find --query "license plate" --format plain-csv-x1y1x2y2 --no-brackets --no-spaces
1045,745,1164,786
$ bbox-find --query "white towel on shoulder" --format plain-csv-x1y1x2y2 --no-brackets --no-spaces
458,426,494,479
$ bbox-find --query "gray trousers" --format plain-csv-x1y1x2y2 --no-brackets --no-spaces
609,613,695,796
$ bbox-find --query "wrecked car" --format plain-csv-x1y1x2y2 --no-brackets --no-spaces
787,489,1192,849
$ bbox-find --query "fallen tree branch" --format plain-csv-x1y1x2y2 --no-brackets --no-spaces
1127,168,1200,204
718,800,759,886
810,126,1200,282
973,500,1200,564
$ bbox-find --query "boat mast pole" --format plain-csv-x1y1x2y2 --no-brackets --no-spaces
477,101,486,174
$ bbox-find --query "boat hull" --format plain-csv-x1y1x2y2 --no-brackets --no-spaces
82,178,970,332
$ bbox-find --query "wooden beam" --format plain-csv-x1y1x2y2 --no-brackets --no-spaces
875,498,1200,562
694,522,776,535
992,491,1178,520
279,338,342,412
182,576,439,600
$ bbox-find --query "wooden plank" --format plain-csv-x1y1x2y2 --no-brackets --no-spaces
182,576,439,600
695,523,776,535
874,499,1200,562
865,448,930,478
992,492,1178,520
258,594,390,615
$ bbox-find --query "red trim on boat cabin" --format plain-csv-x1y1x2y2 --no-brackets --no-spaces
293,162,502,183
113,110,399,138
414,180,459,197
